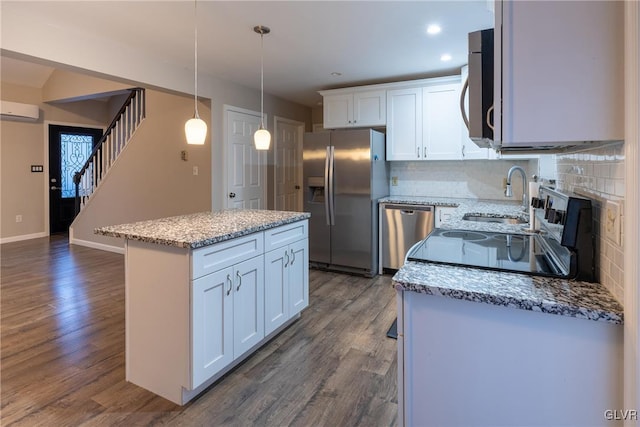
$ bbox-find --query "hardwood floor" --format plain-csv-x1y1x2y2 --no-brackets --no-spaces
1,236,398,426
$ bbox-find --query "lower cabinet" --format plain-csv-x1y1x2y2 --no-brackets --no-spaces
124,219,308,405
191,256,265,389
264,238,309,335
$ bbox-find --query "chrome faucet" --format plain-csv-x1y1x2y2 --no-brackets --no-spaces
505,165,528,209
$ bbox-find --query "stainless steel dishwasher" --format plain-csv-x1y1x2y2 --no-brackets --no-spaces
381,203,435,270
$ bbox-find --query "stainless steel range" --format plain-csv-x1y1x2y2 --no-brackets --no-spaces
407,186,596,282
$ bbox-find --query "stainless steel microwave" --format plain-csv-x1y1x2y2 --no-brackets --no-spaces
463,28,494,148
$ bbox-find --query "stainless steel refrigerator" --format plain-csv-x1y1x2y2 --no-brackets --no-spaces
303,129,389,277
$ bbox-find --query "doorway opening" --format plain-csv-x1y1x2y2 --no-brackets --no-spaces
48,124,102,234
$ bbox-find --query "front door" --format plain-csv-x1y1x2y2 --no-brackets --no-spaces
274,118,303,212
48,125,102,234
226,109,266,209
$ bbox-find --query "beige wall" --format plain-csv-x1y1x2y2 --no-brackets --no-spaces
207,76,312,210
1,82,110,241
70,89,212,249
43,69,131,103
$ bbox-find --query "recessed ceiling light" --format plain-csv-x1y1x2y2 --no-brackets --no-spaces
426,24,441,35
331,72,342,76
440,54,452,62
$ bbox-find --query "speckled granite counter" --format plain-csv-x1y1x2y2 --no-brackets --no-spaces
384,195,623,324
379,195,530,234
394,261,623,324
95,209,311,249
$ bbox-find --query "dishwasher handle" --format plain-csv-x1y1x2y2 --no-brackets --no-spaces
382,204,434,212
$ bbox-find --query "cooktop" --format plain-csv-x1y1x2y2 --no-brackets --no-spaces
406,229,567,278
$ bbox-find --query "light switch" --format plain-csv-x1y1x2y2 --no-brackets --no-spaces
192,166,199,176
391,176,398,186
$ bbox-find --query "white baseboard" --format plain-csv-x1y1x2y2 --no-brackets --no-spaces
70,237,124,254
0,232,47,244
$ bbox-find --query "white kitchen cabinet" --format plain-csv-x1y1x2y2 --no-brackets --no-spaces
434,206,457,228
232,256,265,357
264,222,309,335
191,267,233,388
321,89,386,129
386,87,423,161
493,0,623,148
124,219,309,405
423,83,462,160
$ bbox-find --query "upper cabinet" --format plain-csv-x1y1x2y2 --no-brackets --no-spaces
386,87,423,160
320,89,386,129
493,0,623,149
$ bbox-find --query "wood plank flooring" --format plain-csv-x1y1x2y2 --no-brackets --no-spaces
1,236,398,426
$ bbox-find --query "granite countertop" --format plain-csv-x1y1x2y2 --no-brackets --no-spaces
379,195,530,234
394,261,623,324
385,195,623,324
95,210,311,249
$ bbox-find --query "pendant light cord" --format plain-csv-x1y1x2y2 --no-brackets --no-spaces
194,0,199,119
260,32,265,128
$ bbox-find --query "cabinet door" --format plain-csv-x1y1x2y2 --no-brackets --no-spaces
423,84,462,160
233,256,265,357
288,238,309,315
264,248,288,336
323,93,353,128
353,90,386,127
191,267,233,388
386,88,423,161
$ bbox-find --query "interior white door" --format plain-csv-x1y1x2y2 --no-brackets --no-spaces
226,110,266,209
275,119,303,212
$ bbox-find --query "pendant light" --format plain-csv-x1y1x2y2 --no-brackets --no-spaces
253,25,271,150
185,0,207,145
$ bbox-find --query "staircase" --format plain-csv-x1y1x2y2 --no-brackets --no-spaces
73,88,145,214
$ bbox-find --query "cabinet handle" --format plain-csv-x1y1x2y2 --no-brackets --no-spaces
284,250,290,267
236,270,242,291
424,147,427,158
290,248,295,265
487,105,494,131
461,145,466,157
226,274,232,296
416,147,420,158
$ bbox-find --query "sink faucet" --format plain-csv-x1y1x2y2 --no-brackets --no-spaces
505,165,528,209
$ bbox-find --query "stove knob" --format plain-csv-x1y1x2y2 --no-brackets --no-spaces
553,210,566,225
531,197,545,209
546,208,556,221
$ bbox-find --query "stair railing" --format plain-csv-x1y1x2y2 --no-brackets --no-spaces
73,88,145,214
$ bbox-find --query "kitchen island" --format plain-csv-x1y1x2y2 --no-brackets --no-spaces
96,209,310,405
391,199,624,426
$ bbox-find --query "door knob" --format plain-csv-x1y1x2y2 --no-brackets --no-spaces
229,192,236,198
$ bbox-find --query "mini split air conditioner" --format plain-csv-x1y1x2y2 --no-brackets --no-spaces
1,100,39,121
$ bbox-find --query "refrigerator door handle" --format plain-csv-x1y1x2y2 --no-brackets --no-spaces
328,146,336,226
324,146,331,226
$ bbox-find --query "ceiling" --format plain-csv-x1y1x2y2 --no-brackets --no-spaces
0,1,495,107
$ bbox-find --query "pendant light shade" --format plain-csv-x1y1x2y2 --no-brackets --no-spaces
254,127,271,150
185,0,207,145
253,25,271,150
185,117,207,145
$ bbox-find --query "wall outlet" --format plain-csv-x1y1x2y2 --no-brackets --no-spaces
181,150,188,161
604,200,621,245
192,166,199,176
391,176,398,186
502,178,508,189
16,215,22,223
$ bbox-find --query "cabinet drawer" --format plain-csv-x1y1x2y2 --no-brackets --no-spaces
264,220,308,252
192,233,264,279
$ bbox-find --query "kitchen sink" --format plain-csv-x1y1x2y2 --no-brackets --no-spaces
462,214,527,225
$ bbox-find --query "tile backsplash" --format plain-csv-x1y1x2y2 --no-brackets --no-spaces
389,159,535,201
549,142,625,303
